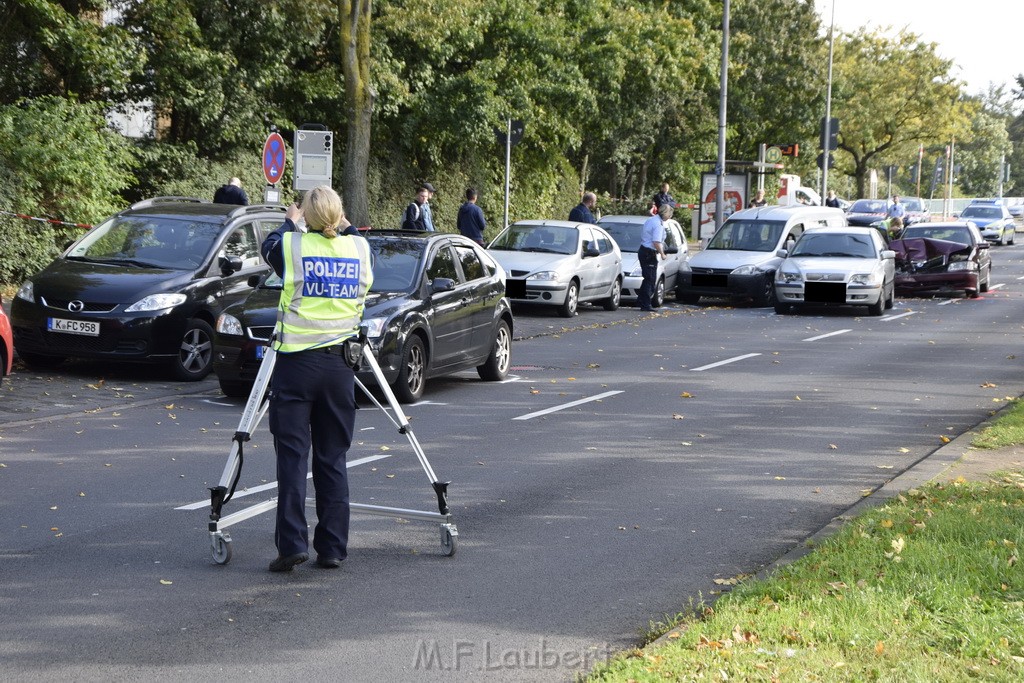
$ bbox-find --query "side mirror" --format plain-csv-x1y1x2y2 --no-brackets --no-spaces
583,245,600,258
431,277,456,293
880,250,896,260
977,241,990,249
776,248,788,258
220,255,244,275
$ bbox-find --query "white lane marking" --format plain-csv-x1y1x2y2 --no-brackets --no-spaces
882,311,915,321
359,426,376,431
203,399,235,406
174,454,392,510
802,329,851,342
512,390,623,421
415,401,449,406
937,298,958,306
689,353,762,372
1016,275,1024,280
990,283,1006,291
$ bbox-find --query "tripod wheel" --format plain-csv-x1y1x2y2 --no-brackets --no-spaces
440,527,457,557
212,533,233,565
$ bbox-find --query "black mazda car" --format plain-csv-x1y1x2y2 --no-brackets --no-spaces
11,198,286,380
213,231,513,403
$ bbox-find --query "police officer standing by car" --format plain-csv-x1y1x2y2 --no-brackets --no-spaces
259,185,373,572
638,203,670,312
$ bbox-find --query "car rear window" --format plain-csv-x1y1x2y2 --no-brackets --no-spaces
599,222,642,252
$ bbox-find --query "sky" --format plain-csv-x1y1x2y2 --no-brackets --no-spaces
823,0,1020,97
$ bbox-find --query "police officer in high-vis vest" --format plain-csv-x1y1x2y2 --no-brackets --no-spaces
260,185,373,572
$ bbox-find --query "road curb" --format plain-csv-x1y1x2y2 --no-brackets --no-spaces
649,406,1017,649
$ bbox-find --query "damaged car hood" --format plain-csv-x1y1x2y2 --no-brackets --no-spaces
889,237,971,272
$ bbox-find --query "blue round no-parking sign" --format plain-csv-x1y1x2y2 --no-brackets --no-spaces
262,133,286,185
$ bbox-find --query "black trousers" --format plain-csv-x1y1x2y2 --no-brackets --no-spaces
268,349,355,559
637,246,659,310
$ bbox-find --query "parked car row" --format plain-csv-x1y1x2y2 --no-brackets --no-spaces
5,197,1008,399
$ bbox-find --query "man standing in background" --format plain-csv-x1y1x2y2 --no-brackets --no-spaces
421,182,437,231
214,177,249,205
457,188,487,246
569,192,597,224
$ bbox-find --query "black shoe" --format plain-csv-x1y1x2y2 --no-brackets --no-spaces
316,556,343,569
268,552,308,572
639,307,654,312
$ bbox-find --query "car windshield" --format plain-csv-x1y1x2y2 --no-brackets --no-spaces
960,206,1001,219
850,200,886,213
706,219,784,252
902,198,923,211
259,238,426,293
66,216,222,269
598,222,643,252
790,233,877,258
367,238,425,292
900,226,973,245
489,225,578,255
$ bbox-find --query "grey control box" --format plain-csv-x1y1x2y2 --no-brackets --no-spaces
293,129,333,191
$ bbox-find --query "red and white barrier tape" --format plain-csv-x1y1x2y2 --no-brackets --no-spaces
0,209,92,229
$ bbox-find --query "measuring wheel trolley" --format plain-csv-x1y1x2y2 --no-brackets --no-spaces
205,332,458,564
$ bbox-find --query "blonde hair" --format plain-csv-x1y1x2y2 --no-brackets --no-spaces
301,186,344,238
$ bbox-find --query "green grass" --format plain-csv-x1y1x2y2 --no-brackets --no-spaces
974,398,1024,449
589,476,1024,681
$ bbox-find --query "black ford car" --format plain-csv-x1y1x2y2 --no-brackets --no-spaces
11,198,286,380
213,231,513,403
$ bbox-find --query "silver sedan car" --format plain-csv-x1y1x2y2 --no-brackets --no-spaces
774,227,895,316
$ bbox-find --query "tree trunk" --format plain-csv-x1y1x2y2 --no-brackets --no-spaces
579,154,589,195
339,0,374,228
638,157,649,202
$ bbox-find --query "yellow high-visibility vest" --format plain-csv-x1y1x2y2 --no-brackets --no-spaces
273,231,373,353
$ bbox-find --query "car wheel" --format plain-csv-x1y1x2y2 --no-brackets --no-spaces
18,352,66,371
678,291,700,305
753,275,776,307
393,334,426,403
172,319,215,381
884,282,894,309
602,278,621,311
1009,231,1015,245
980,264,991,293
652,277,665,308
477,319,511,381
558,280,579,318
219,378,252,398
867,294,884,316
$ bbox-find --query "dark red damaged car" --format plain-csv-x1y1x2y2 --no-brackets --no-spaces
890,222,992,298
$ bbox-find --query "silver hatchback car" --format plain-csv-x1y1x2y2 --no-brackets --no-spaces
487,220,622,317
598,215,688,308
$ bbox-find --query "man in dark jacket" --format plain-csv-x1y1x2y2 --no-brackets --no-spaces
569,192,597,224
213,177,249,205
457,188,487,246
652,182,675,210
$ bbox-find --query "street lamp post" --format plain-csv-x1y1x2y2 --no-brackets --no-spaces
714,0,730,230
820,1,836,199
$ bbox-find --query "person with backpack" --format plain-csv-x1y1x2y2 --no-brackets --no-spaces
401,187,430,231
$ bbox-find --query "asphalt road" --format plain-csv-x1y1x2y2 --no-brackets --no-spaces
3,245,1024,681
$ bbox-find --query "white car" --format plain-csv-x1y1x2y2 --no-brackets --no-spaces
488,220,622,317
774,226,895,316
597,215,688,308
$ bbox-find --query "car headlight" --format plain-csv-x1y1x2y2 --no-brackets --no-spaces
628,264,643,277
124,293,188,312
776,268,801,283
15,280,34,302
850,272,881,285
528,271,563,282
947,261,977,272
362,317,387,339
731,264,762,276
216,313,244,336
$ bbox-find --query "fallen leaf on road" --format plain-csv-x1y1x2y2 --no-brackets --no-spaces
795,395,801,401
160,579,173,585
981,382,998,388
876,465,894,469
898,447,910,453
774,476,786,480
828,444,838,450
672,413,684,420
386,474,395,478
680,392,694,398
165,404,175,409
939,435,951,443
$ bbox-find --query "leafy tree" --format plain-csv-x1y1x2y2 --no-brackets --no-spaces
0,0,143,105
0,96,136,284
956,96,1012,197
830,29,972,198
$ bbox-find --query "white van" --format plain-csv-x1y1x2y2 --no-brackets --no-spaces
676,205,846,306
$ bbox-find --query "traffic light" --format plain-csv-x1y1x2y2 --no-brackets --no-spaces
909,163,919,183
817,152,834,170
820,117,839,151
